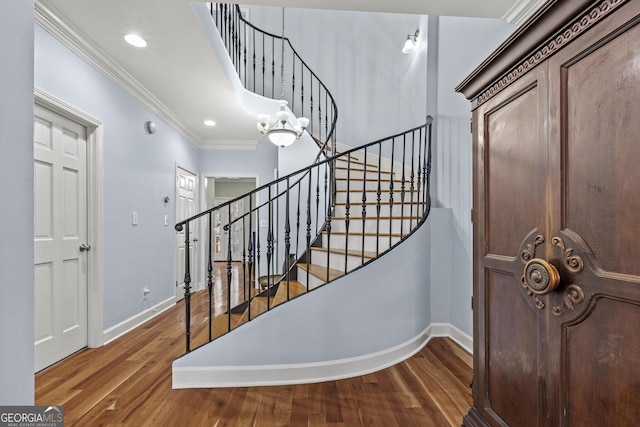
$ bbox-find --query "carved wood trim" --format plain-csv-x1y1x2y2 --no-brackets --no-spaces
472,0,627,108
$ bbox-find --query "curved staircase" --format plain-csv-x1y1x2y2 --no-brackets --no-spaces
174,4,433,360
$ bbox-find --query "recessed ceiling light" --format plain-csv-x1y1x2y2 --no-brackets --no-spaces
204,120,216,127
124,34,147,48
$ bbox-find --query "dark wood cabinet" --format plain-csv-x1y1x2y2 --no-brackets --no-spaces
456,1,640,425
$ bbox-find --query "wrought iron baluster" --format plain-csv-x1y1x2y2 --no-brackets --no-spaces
271,38,275,99
296,183,301,258
389,138,395,248
252,30,256,93
426,121,432,212
242,215,247,302
400,135,406,236
410,130,416,227
266,187,273,312
325,162,332,282
306,175,312,292
300,66,304,119
315,166,320,235
291,55,296,111
207,213,213,342
284,177,291,301
226,205,232,332
376,144,382,255
247,195,254,320
416,127,423,216
183,221,191,353
310,78,314,138
361,149,368,264
344,154,351,274
261,34,266,96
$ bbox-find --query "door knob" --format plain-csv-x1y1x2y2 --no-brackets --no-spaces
79,243,91,252
523,258,560,295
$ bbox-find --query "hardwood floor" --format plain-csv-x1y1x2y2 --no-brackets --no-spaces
36,273,472,426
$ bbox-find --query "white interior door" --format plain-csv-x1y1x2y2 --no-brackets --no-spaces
176,167,197,300
34,104,88,372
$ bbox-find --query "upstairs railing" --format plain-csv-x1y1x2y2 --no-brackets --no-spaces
176,119,433,355
212,3,338,151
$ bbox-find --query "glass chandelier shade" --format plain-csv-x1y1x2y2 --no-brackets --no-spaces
257,100,309,147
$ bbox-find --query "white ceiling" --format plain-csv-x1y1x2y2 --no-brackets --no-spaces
36,0,538,148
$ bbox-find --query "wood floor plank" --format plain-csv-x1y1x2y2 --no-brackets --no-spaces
35,281,472,427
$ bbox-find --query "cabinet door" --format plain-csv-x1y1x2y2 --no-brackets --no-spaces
547,11,640,426
470,64,551,427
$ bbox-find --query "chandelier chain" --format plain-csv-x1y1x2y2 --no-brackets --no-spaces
280,7,285,99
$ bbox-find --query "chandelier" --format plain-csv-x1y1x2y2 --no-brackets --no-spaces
256,8,309,147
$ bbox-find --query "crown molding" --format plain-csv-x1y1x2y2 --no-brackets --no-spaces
502,0,548,26
34,0,203,146
200,140,259,150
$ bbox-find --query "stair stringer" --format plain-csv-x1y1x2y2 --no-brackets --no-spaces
173,212,434,388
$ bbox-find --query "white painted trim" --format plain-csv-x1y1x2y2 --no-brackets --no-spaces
172,323,473,389
173,326,432,389
34,0,202,147
199,173,260,275
102,297,175,345
501,0,547,26
200,140,259,150
429,322,473,354
175,163,200,294
34,88,106,349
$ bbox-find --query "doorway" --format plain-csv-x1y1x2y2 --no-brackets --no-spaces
175,165,198,300
33,104,89,372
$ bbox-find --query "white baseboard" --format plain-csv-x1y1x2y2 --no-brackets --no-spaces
429,322,473,354
172,323,472,389
102,297,175,345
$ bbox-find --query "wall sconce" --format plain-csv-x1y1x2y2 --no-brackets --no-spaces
402,29,419,54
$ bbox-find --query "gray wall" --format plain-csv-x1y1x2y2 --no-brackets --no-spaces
34,25,201,329
434,16,515,334
247,7,429,147
0,0,35,405
175,209,433,367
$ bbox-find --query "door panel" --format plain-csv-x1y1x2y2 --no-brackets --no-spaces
562,25,640,277
548,16,640,427
34,104,88,372
485,84,544,258
563,297,640,426
474,66,549,425
486,270,540,427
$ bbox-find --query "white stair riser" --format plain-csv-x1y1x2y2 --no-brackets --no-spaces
335,179,397,191
334,190,425,205
334,168,392,180
329,218,415,234
321,233,400,251
310,250,367,272
334,203,423,217
296,267,325,290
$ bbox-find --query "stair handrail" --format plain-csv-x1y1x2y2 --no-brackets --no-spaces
213,3,338,157
175,117,433,355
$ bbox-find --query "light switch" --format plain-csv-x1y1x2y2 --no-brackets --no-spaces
132,211,138,225
164,215,168,226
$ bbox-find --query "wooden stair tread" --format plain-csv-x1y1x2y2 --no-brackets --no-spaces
331,215,421,220
322,230,406,237
336,177,404,183
334,200,423,205
298,263,344,282
335,166,392,175
272,280,307,307
310,246,377,259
